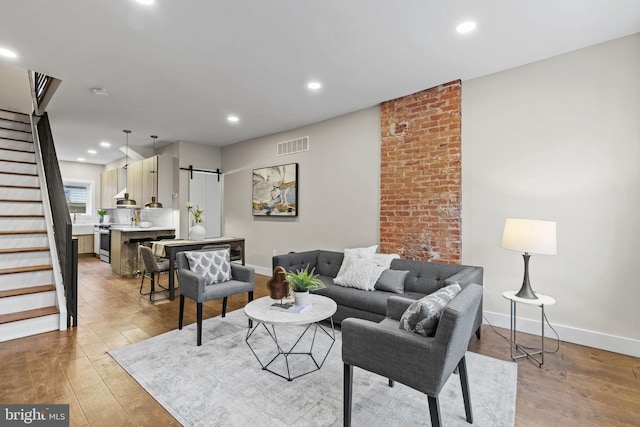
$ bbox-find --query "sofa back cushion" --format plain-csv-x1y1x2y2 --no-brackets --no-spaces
390,259,470,295
316,251,344,278
273,250,319,274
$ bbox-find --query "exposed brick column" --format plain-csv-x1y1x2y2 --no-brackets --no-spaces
380,80,461,263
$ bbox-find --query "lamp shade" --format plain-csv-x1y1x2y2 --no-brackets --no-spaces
501,218,557,255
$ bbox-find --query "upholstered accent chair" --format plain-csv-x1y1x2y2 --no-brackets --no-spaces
342,284,483,427
176,248,254,346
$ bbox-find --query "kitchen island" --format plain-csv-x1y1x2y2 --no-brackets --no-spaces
110,226,176,277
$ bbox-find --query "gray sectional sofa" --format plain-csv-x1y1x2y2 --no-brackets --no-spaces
272,249,484,338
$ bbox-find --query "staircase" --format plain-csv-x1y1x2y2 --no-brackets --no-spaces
0,109,60,341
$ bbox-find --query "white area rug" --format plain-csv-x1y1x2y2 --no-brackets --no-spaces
109,309,517,426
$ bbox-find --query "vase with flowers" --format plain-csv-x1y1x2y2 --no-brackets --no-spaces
186,202,206,240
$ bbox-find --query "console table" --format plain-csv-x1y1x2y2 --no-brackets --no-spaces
151,237,245,300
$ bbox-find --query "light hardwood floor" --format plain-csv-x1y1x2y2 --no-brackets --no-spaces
0,256,638,426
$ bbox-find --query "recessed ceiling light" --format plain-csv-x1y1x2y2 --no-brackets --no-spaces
307,81,322,90
136,0,154,5
456,21,477,34
88,149,97,154
91,88,109,96
0,47,17,59
77,157,86,162
227,115,239,123
100,141,111,147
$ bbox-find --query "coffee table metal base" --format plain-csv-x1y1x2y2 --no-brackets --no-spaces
245,318,335,381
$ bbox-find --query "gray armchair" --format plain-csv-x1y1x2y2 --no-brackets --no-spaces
342,284,483,427
177,249,255,346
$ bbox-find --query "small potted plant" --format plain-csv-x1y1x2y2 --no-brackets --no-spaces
286,265,326,307
97,209,106,223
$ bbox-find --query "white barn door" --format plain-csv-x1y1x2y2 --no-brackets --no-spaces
188,172,221,238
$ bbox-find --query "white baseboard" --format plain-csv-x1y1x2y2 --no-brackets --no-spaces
483,311,640,359
247,264,272,277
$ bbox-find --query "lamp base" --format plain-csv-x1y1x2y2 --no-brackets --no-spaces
515,253,538,299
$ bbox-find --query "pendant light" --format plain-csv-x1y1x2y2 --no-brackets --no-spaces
145,134,163,208
117,129,137,208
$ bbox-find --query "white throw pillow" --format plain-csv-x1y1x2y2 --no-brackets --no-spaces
185,249,231,286
334,245,378,280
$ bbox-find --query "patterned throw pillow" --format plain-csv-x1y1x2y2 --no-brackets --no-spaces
184,250,231,286
399,282,462,337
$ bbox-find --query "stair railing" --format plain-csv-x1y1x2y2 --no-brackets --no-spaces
32,112,77,328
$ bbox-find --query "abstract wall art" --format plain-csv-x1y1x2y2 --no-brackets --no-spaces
252,163,298,216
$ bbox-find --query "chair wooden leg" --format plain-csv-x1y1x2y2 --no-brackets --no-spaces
222,297,228,317
197,302,203,346
458,356,473,423
344,363,353,427
388,379,394,387
428,396,441,427
178,295,185,330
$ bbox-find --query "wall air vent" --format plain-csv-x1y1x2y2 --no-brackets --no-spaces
277,136,309,156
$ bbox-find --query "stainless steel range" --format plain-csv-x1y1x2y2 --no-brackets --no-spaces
95,224,111,263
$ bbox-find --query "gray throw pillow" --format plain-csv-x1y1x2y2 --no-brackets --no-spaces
399,282,462,337
374,269,409,294
185,249,231,286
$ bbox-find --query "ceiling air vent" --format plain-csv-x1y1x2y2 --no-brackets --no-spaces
277,136,309,156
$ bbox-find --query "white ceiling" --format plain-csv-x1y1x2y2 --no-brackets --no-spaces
1,0,639,165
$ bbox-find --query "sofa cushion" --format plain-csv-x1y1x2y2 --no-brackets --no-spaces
184,249,231,285
391,259,470,295
316,251,344,277
334,245,377,278
399,282,462,337
334,252,399,291
314,282,392,316
374,269,409,294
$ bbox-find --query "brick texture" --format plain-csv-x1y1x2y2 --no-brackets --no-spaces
380,80,461,263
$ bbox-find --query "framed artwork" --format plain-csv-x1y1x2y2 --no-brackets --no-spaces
252,163,298,216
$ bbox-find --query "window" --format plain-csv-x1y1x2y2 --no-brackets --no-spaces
63,179,94,215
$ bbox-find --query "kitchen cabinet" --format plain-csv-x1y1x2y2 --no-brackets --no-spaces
73,234,94,255
126,160,144,207
123,155,174,208
100,168,126,209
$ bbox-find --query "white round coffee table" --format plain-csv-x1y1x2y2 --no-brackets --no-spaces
244,294,337,381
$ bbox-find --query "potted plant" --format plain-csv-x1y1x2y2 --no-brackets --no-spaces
97,209,106,223
286,265,326,306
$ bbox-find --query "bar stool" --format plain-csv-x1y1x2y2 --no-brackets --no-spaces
127,237,153,277
139,246,170,301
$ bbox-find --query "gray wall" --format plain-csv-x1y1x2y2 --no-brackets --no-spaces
222,107,381,272
461,34,640,355
221,34,640,357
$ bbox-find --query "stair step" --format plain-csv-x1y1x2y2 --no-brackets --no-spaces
0,174,39,188
0,145,34,154
0,170,37,177
0,150,36,163
0,118,31,133
0,247,49,254
0,186,41,201
0,306,58,325
0,214,44,218
0,125,31,135
0,198,41,202
0,217,45,232
0,268,53,290
0,110,29,124
0,230,47,235
0,264,52,275
0,284,55,299
0,139,34,153
0,234,48,250
0,134,32,144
